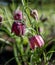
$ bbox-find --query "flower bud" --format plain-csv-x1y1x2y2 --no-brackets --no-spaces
30,9,38,21
14,10,22,20
11,22,25,36
29,35,44,49
0,16,2,25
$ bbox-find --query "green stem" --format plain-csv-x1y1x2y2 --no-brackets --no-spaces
16,36,27,65
4,55,23,65
0,38,12,46
13,44,21,65
22,0,32,26
43,52,47,65
4,57,14,65
46,51,55,56
20,36,26,63
3,7,12,27
30,54,33,65
24,9,32,26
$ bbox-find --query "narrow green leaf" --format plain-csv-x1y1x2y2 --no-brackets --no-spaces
0,27,11,37
22,0,26,6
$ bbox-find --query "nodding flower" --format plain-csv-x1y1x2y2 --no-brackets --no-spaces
0,16,2,25
0,16,2,22
30,9,38,21
14,10,22,21
29,35,44,49
11,22,25,36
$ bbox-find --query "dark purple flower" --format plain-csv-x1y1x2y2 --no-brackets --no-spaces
0,16,2,25
14,10,22,20
11,22,25,36
29,35,44,49
0,16,2,22
29,36,35,49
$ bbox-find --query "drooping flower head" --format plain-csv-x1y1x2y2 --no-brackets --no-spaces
29,35,44,49
0,16,2,22
14,10,22,20
0,16,2,25
30,9,38,21
11,22,25,36
38,27,44,34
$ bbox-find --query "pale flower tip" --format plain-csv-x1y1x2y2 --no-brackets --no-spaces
30,9,38,21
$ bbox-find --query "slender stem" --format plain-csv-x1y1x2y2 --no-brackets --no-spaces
24,9,32,26
0,38,12,46
22,0,32,26
20,36,26,64
46,51,55,56
13,43,21,65
30,54,33,65
4,55,23,65
43,52,48,65
4,57,14,65
3,7,12,27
